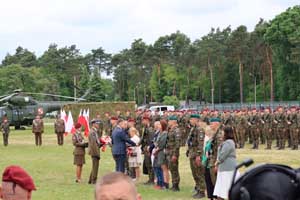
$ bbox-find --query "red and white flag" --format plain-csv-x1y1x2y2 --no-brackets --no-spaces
65,111,75,135
83,109,90,137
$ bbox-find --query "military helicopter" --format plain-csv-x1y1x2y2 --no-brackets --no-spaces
0,89,85,129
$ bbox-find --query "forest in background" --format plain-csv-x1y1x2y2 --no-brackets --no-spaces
1,5,299,105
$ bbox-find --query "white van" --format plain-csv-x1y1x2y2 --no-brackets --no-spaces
149,105,175,116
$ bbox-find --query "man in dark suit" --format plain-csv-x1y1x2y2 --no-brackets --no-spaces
112,119,136,173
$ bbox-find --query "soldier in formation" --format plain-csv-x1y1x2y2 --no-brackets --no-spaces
32,115,44,146
1,117,10,146
54,115,65,146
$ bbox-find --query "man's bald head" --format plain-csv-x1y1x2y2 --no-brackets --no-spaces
95,172,141,200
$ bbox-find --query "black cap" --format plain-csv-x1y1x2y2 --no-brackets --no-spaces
90,119,101,124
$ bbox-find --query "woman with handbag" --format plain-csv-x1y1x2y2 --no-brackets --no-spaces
128,127,142,182
72,123,87,183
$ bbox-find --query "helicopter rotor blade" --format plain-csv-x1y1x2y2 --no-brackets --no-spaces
0,93,18,103
24,92,86,101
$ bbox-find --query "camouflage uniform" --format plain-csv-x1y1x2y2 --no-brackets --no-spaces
288,111,298,150
187,125,206,196
178,115,187,146
248,113,260,149
236,113,247,148
183,114,191,146
165,125,181,188
262,112,273,149
141,125,155,183
209,128,223,184
54,118,65,145
32,118,44,146
274,112,286,149
259,112,266,144
135,114,143,135
103,117,111,136
1,120,10,146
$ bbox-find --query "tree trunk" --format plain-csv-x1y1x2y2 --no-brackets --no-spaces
208,55,214,108
266,46,274,103
172,80,176,96
186,67,191,105
239,58,244,104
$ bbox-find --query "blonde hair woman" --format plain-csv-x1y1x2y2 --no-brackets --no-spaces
128,127,142,182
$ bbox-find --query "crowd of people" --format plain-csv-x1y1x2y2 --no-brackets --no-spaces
1,106,300,199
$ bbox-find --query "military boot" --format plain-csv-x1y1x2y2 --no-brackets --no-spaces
164,182,169,189
192,190,205,199
172,183,180,192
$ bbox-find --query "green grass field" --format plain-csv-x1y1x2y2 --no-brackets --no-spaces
0,124,299,200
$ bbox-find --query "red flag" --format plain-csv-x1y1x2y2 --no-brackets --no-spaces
77,109,86,126
83,109,90,137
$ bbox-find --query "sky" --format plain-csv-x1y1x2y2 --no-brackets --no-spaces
0,0,299,60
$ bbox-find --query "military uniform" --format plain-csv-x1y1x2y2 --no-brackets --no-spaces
135,114,143,134
262,112,273,149
72,130,86,166
141,124,155,184
54,118,65,145
1,120,10,146
248,112,260,149
32,118,44,146
236,113,247,148
288,111,298,150
274,112,286,149
209,127,222,184
178,115,187,146
88,127,101,184
187,124,206,197
165,125,181,190
103,117,111,136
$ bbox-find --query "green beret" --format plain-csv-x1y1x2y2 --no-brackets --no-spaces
168,116,178,121
190,114,200,119
210,117,221,123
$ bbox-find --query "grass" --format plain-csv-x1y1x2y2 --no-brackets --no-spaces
0,124,299,200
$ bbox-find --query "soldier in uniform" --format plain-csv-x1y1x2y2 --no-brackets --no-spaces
103,112,111,136
116,109,123,119
245,109,252,144
178,111,187,146
201,109,210,125
32,115,44,146
124,110,132,120
1,118,10,146
186,114,206,198
262,108,273,149
235,110,247,148
274,107,286,150
151,110,161,127
248,109,260,149
140,116,155,185
54,115,65,146
72,123,87,183
95,113,103,138
288,107,298,150
165,116,181,191
110,116,119,136
88,119,102,184
135,109,143,134
258,110,266,145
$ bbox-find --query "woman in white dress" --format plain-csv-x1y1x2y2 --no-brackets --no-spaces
128,127,142,182
213,126,237,200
